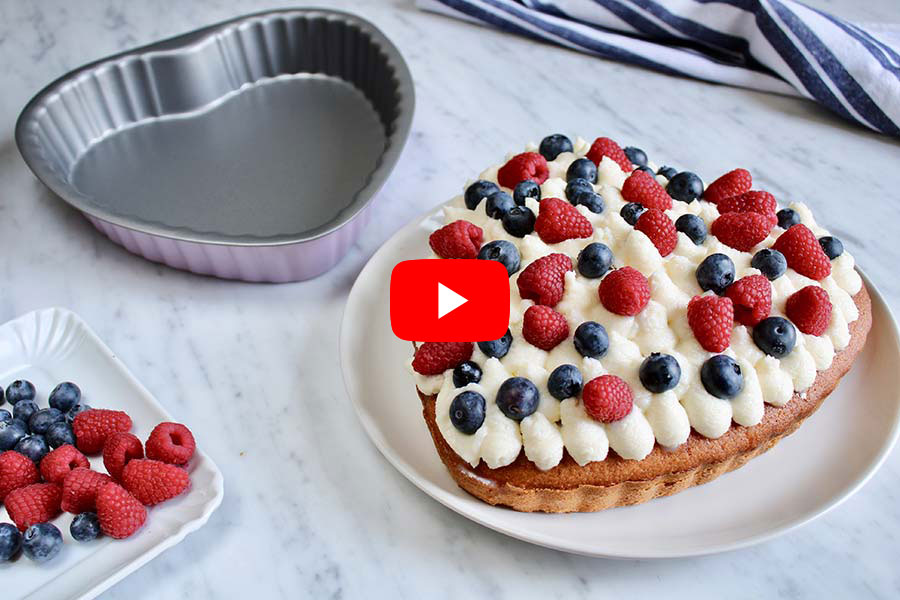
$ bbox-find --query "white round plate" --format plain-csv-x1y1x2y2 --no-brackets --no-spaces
340,205,900,558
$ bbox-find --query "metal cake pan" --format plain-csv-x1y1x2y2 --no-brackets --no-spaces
16,9,414,282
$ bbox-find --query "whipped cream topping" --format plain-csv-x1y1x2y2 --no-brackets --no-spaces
415,137,862,470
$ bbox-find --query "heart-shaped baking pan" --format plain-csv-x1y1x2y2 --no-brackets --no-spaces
16,9,414,282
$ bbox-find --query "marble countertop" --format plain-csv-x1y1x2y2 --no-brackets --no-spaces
1,0,899,597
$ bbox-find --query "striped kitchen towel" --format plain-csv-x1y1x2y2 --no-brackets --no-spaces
417,0,900,137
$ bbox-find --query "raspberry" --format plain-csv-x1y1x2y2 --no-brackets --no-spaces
96,482,147,539
72,409,133,454
534,197,593,244
103,432,144,480
428,220,483,259
61,467,113,514
703,168,752,204
621,170,672,210
586,137,632,172
598,267,650,316
635,208,677,256
711,212,773,252
717,190,777,219
582,375,633,423
522,305,569,351
725,275,772,326
786,285,832,336
122,459,190,506
39,444,90,485
772,224,832,280
145,423,196,466
5,483,62,531
0,451,39,503
687,295,734,352
516,253,573,306
411,342,474,375
497,152,549,189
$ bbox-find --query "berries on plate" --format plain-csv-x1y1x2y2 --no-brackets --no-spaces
40,444,89,485
15,435,50,464
696,253,736,295
103,432,145,481
753,316,797,357
146,423,196,466
498,152,549,189
751,248,787,280
620,202,646,226
786,285,832,336
0,410,9,425
688,295,734,352
30,408,65,435
516,252,573,306
772,224,832,280
566,157,598,183
573,321,610,358
577,242,613,279
70,512,102,543
452,361,482,388
6,380,36,406
72,409,133,455
583,375,633,422
66,404,91,425
776,208,801,230
495,377,540,421
703,168,751,204
701,355,744,399
96,482,147,539
61,467,112,514
0,523,21,562
49,382,81,413
411,342,474,376
14,400,39,425
513,180,541,205
485,190,515,218
534,197,593,244
522,305,569,351
819,236,844,260
725,275,772,326
621,170,672,210
478,329,512,359
45,421,76,448
464,180,500,210
0,420,28,452
599,266,650,316
717,190,777,218
624,146,648,166
429,220,483,259
666,171,703,203
586,137,632,172
639,353,681,393
5,483,62,531
565,178,594,203
711,212,773,252
539,133,573,161
478,240,521,276
0,450,40,502
449,391,486,434
675,213,707,245
502,205,536,237
122,459,190,505
22,523,63,563
548,364,583,400
635,208,677,256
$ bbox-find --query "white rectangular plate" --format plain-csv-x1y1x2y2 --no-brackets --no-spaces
0,308,224,600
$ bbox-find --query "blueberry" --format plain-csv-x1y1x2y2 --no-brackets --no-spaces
776,208,800,230
0,523,22,562
513,180,541,206
753,316,796,358
478,240,520,276
0,420,27,451
577,242,613,278
819,236,843,259
675,214,707,245
574,322,609,358
539,134,573,161
485,191,515,219
452,361,482,388
15,435,49,463
620,202,646,226
751,249,787,280
70,512,102,543
495,377,540,421
667,171,704,202
0,386,4,407
624,146,648,167
701,355,744,399
0,409,10,425
548,364,583,400
573,191,604,213
696,253,735,295
6,380,35,405
22,523,63,563
45,422,76,448
66,404,91,425
449,391,486,434
478,329,512,359
13,400,39,426
29,408,64,435
657,165,678,179
634,165,655,176
464,180,500,210
565,178,594,204
49,382,81,413
566,157,598,183
639,353,682,393
502,205,536,237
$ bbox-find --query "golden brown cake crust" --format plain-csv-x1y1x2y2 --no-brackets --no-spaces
419,285,872,513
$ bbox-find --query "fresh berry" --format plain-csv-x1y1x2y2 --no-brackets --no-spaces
675,214,707,245
573,321,610,358
70,512,101,543
60,467,112,514
696,253,736,295
751,248,787,280
573,190,604,213
30,408,64,435
72,409,133,455
49,382,81,413
586,137,632,172
772,224,832,280
498,152,549,189
452,361,482,388
516,252,573,306
15,436,49,463
14,400,39,425
0,410,9,425
22,523,62,563
635,208,677,256
478,330,512,359
657,165,678,179
5,483,62,531
631,165,652,175
122,459,190,505
96,482,147,539
495,377,540,421
583,375,633,422
0,451,39,502
103,432,145,481
5,380,35,405
703,168,752,204
66,404,91,425
539,134,573,161
621,170,672,210
411,342,474,376
45,422,76,448
725,275,772,326
687,295,734,352
534,197,593,244
666,171,704,202
620,202,646,226
786,286,832,336
717,190,777,218
819,236,844,259
485,191,515,218
776,208,801,229
624,146,648,166
40,444,89,485
502,206,536,237
145,423,196,466
464,180,500,210
711,212,773,252
577,242,613,278
0,523,21,562
599,266,650,316
639,353,682,393
701,355,744,399
548,365,583,400
478,240,521,276
753,316,797,357
522,305,569,351
566,158,598,183
565,178,594,204
448,391,486,434
513,180,541,205
0,420,28,452
429,220,483,259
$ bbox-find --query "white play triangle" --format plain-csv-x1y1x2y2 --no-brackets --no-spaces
437,282,468,319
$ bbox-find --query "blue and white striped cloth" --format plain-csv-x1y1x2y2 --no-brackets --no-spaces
417,0,900,137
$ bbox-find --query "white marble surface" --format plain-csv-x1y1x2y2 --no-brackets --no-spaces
1,0,899,597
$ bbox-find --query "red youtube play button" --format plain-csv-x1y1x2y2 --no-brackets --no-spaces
390,259,509,342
